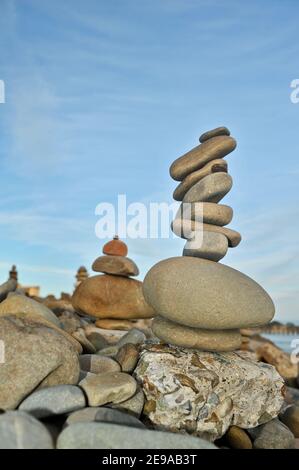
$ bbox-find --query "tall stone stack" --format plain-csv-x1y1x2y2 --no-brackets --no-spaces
143,127,275,352
171,126,241,261
72,236,155,328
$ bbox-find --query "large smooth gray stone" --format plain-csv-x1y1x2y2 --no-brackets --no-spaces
19,385,86,418
143,257,275,329
57,422,217,449
0,411,53,449
65,406,144,429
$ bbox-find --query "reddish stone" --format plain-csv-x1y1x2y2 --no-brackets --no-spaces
102,236,128,257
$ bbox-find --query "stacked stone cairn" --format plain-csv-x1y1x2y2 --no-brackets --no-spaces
72,236,154,330
143,127,275,352
75,266,88,288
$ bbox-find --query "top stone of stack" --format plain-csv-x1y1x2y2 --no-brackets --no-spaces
102,235,128,257
199,126,230,143
169,128,236,183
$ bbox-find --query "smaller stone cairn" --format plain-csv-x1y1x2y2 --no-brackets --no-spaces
9,265,18,281
72,236,154,329
75,266,89,288
143,127,276,352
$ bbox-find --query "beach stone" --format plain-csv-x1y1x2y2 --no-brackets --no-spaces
94,408,145,428
202,223,241,247
225,425,252,449
183,172,233,203
178,201,233,226
183,231,228,262
102,236,128,256
116,343,139,372
0,278,17,302
65,407,102,426
97,345,120,357
19,385,86,418
134,344,284,441
57,422,217,449
0,315,80,410
84,328,108,349
117,328,146,347
72,275,154,319
199,126,231,143
143,257,275,330
257,343,298,380
248,418,295,449
0,307,81,353
173,159,228,200
79,372,137,406
72,328,96,353
171,218,241,247
92,255,139,277
279,406,299,437
170,135,236,181
79,370,96,381
0,411,53,449
285,387,299,406
96,329,127,345
58,310,82,333
65,406,144,428
0,292,61,327
79,354,120,374
152,316,242,351
95,319,136,330
109,387,145,417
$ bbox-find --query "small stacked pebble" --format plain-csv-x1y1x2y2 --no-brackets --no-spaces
72,236,154,329
143,127,276,352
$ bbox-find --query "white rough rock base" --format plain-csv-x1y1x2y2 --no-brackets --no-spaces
134,343,285,441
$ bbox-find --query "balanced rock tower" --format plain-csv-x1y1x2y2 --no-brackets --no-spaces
143,127,275,352
72,236,155,328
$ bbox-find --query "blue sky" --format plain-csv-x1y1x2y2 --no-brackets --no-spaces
0,0,298,323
